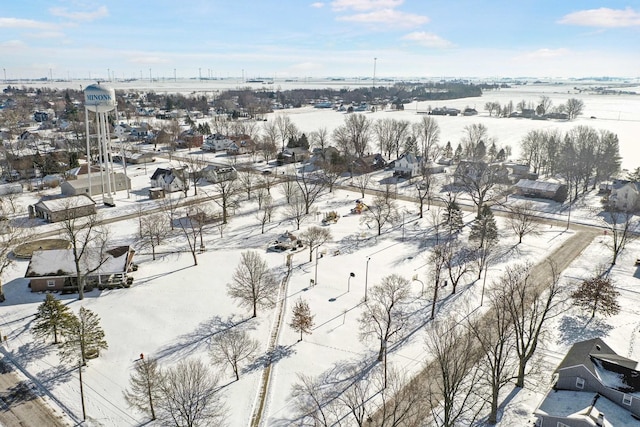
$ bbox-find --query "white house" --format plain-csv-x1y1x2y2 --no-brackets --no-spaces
609,181,640,211
150,167,189,193
200,165,237,183
394,153,423,178
113,123,133,140
202,134,234,152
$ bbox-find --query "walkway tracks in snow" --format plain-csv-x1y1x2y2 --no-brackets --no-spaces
249,263,293,427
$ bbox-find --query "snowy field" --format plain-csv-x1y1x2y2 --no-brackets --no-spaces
1,80,640,426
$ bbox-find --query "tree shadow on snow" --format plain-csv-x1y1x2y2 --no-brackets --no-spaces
557,315,614,345
155,314,254,362
244,343,296,374
13,340,56,365
37,364,76,389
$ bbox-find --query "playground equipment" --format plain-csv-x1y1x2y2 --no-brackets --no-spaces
322,211,340,224
351,200,368,214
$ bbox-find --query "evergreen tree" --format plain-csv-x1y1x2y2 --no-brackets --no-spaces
443,141,453,158
58,307,108,365
571,275,620,318
453,143,463,162
289,298,315,342
469,205,498,249
32,294,73,344
64,91,78,121
496,148,506,161
474,140,487,160
442,200,463,235
124,357,162,421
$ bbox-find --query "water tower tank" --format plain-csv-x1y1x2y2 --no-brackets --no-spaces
84,83,116,112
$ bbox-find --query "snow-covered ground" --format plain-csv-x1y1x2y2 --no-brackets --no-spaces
1,82,640,426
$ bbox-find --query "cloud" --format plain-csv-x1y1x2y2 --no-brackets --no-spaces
310,2,325,8
402,31,453,48
338,9,428,29
27,31,66,39
49,5,109,22
331,0,404,12
0,18,58,30
127,56,171,65
558,7,640,28
0,40,27,49
516,48,570,60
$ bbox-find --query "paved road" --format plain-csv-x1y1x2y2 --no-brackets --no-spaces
0,358,69,427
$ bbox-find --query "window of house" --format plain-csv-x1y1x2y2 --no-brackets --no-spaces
623,394,632,405
47,280,55,287
576,377,585,389
557,423,570,427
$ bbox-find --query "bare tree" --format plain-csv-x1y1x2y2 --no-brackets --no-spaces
211,176,240,224
59,307,108,366
565,98,585,120
299,226,332,262
58,210,109,300
289,373,338,426
363,194,400,236
157,359,227,427
505,201,540,244
600,207,637,265
178,209,202,266
468,296,516,424
138,213,171,260
414,171,434,218
124,357,162,421
443,241,474,295
255,192,274,234
259,173,277,195
413,116,440,161
336,364,375,426
0,199,31,300
285,189,308,231
237,168,256,200
499,261,562,388
369,365,429,426
160,193,182,231
359,274,412,361
289,298,315,342
279,169,297,204
180,154,207,196
209,329,259,381
424,318,484,427
227,250,279,318
294,168,326,214
309,127,330,151
320,162,344,193
428,244,447,320
352,173,372,198
454,161,502,218
274,114,299,151
332,114,372,156
571,271,620,318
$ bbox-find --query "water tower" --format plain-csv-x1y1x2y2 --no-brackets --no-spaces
84,83,116,206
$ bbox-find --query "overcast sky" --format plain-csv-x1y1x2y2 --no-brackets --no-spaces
2,1,640,80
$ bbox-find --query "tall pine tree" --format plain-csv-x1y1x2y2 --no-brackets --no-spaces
59,307,108,365
32,294,73,344
442,200,464,235
469,205,498,249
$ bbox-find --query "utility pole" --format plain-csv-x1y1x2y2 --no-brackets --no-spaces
373,58,377,90
365,257,371,302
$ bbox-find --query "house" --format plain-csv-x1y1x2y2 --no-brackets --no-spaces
453,160,509,186
65,164,104,179
30,194,96,222
423,161,446,174
112,152,155,165
608,181,640,212
202,134,234,152
150,167,189,193
200,165,237,183
429,107,460,116
177,129,204,149
309,147,341,167
277,147,310,165
502,162,536,184
463,108,478,116
227,136,257,155
113,123,133,139
352,153,387,174
33,111,49,122
513,179,568,202
394,153,423,178
0,182,22,196
60,172,131,196
25,245,135,292
535,338,640,426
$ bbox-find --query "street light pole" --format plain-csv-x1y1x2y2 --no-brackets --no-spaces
365,257,371,302
314,246,319,286
348,272,355,292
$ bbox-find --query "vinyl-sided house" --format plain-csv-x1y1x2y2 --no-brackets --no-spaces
150,167,189,193
394,153,422,178
535,338,640,426
608,181,640,212
30,194,96,222
25,246,135,292
200,165,237,183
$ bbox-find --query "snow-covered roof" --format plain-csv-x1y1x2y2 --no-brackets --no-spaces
515,179,563,192
25,246,133,278
34,194,95,212
536,390,633,427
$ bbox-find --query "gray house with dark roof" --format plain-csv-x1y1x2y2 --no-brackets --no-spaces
535,338,640,426
514,179,568,202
